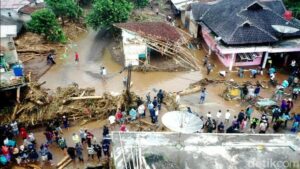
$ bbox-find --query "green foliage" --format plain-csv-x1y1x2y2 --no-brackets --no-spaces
45,0,83,21
284,0,300,19
27,9,66,43
86,0,133,30
134,0,149,8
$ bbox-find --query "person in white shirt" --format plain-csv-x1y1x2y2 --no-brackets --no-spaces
138,104,146,118
216,110,222,119
225,110,231,123
207,112,212,118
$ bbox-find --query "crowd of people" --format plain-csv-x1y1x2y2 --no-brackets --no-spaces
199,59,300,134
0,116,111,167
108,89,165,132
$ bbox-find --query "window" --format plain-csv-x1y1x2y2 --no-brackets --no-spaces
235,53,258,62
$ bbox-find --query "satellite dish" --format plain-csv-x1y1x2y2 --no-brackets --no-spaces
271,25,299,34
162,111,203,133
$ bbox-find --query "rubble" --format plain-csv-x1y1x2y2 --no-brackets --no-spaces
1,81,179,132
1,82,140,127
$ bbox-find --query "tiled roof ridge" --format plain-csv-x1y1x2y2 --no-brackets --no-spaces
236,10,278,41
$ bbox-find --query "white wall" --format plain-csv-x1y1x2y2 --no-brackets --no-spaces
122,30,147,66
189,13,198,38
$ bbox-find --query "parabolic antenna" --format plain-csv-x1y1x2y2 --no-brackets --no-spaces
271,25,299,34
162,111,203,133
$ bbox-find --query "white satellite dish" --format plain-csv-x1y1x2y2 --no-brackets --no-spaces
271,25,299,34
162,111,203,133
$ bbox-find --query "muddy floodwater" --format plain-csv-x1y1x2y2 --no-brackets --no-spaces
39,29,202,95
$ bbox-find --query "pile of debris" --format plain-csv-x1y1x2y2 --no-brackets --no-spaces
1,82,140,126
2,81,179,127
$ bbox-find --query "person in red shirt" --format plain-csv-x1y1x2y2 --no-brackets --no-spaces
20,127,28,140
115,108,123,123
75,52,79,63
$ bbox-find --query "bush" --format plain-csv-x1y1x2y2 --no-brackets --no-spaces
27,9,66,43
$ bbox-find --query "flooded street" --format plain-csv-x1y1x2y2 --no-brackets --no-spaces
39,29,202,96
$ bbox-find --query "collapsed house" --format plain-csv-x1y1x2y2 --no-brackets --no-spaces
111,132,300,169
115,22,201,70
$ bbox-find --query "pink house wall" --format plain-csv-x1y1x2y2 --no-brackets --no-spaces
201,27,263,68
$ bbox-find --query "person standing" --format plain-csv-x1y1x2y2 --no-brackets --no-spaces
72,133,80,145
157,89,164,104
10,121,19,136
75,52,79,63
67,147,76,160
206,63,212,75
237,110,245,124
240,85,248,101
199,88,207,104
138,103,146,118
93,144,102,161
254,85,261,98
250,117,259,133
245,106,254,120
62,116,69,130
58,136,67,155
75,143,84,162
203,55,208,66
271,106,281,122
259,121,268,134
102,125,109,137
87,144,95,160
216,110,222,120
225,110,231,123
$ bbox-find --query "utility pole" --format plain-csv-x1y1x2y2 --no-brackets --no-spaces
126,64,132,104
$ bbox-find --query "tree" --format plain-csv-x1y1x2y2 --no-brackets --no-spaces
134,0,149,8
284,0,300,19
86,0,133,30
45,0,83,24
27,9,66,43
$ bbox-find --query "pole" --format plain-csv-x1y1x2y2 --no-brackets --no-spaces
126,64,132,104
262,52,269,69
229,53,235,71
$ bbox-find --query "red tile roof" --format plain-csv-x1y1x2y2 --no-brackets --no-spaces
115,22,181,42
18,3,44,14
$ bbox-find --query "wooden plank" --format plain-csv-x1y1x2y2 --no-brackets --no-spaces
57,158,72,169
69,96,103,100
56,156,70,167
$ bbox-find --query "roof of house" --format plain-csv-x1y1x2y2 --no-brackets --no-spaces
0,15,23,33
115,22,181,42
18,3,45,14
0,0,30,9
171,0,215,11
192,0,300,45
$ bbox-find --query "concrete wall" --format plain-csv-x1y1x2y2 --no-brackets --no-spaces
122,30,147,66
188,12,198,38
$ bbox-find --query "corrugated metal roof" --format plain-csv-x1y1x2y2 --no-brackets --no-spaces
0,0,30,9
